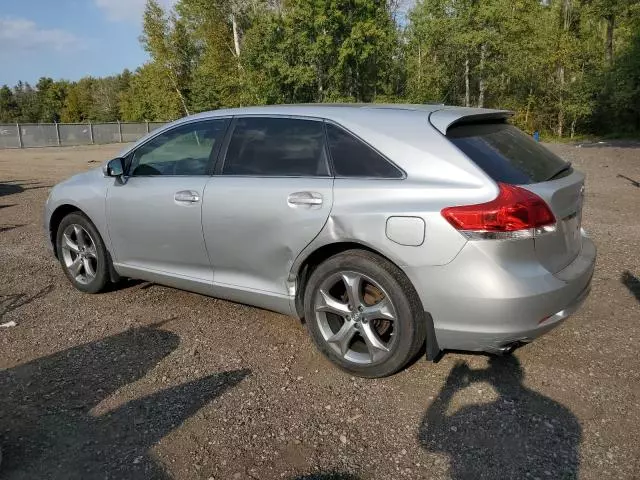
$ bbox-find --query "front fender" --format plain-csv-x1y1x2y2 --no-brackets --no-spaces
45,168,112,253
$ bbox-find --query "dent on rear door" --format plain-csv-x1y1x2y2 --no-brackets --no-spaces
201,176,334,295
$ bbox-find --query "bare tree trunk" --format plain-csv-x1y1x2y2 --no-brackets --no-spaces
477,44,486,108
317,63,324,102
605,14,614,65
464,57,470,107
557,64,564,137
175,86,190,116
570,117,576,139
231,13,241,58
525,87,533,128
417,43,422,86
166,64,190,116
557,0,572,137
562,0,572,31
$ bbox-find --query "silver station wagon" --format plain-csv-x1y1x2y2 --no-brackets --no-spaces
45,104,596,377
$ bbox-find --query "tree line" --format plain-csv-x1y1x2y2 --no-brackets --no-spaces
1,0,638,138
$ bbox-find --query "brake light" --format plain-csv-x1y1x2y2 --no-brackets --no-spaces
441,183,556,240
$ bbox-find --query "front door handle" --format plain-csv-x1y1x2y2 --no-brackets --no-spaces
287,191,323,207
174,190,200,203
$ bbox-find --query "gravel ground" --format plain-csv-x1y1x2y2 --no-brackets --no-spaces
0,142,638,479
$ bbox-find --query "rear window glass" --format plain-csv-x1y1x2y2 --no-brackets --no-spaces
447,122,569,184
223,117,329,177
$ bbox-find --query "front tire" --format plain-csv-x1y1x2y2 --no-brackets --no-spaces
303,250,426,378
55,212,109,294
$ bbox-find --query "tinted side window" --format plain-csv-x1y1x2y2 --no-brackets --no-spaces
223,117,329,176
447,122,570,184
326,123,403,178
129,119,227,176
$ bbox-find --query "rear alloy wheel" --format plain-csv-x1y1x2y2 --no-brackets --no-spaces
304,250,426,378
56,212,109,293
315,271,398,365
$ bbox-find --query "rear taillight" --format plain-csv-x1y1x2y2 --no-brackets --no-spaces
441,183,556,240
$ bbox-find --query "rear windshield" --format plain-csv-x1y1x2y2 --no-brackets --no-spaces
446,122,570,184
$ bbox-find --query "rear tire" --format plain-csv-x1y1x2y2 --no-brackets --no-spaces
55,212,110,294
303,249,426,378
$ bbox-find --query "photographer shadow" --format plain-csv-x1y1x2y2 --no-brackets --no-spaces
418,356,581,479
0,325,249,479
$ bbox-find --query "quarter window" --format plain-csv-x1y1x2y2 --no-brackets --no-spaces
326,123,403,178
223,117,329,177
128,119,228,176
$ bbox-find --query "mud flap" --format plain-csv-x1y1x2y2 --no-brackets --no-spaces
424,312,441,362
107,250,121,283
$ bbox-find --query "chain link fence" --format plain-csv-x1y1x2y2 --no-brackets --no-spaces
0,122,167,149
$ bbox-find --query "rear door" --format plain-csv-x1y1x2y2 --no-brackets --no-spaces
202,116,333,295
446,121,584,273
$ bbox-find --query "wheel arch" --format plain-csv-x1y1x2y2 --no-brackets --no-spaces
48,204,120,283
49,204,84,258
292,241,440,361
292,241,405,318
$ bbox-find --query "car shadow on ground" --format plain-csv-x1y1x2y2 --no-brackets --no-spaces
621,270,640,303
0,182,23,197
0,180,51,198
0,224,25,233
0,324,250,479
418,355,581,479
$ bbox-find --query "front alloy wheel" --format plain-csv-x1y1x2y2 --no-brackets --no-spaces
56,212,109,294
61,224,98,285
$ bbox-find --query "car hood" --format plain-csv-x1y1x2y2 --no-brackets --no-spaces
48,166,108,206
57,166,104,187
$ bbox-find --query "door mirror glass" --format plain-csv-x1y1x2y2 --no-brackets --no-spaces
106,158,124,177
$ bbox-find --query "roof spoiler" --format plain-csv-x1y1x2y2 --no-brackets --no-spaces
428,107,513,135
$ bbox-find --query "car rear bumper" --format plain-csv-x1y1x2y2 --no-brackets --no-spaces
404,233,596,353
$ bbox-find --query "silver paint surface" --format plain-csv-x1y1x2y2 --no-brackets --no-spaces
45,104,596,352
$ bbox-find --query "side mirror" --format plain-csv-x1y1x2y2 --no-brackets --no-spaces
105,158,125,178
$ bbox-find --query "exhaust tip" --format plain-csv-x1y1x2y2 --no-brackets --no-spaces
496,340,530,355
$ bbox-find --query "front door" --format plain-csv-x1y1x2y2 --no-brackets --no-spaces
106,118,229,285
202,116,333,296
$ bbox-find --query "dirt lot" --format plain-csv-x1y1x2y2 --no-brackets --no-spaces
0,142,639,479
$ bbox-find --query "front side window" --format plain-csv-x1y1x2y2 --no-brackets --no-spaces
223,117,329,177
129,119,228,176
326,123,403,178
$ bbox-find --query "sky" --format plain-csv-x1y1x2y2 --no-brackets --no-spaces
0,0,176,86
0,0,415,87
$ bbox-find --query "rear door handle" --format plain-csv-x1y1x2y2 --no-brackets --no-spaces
174,190,200,203
287,191,323,207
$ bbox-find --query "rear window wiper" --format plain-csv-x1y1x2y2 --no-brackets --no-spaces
546,162,572,181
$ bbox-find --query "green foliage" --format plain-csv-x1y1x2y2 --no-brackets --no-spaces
0,85,20,123
1,0,639,138
241,0,401,103
119,64,182,121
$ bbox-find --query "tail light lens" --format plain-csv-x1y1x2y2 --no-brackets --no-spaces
441,183,556,240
